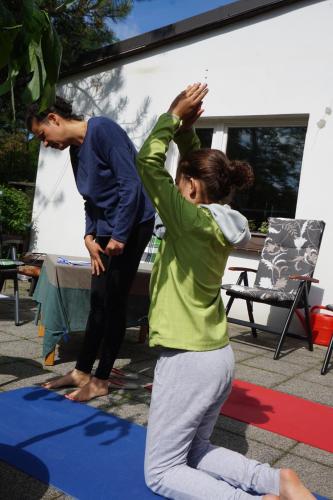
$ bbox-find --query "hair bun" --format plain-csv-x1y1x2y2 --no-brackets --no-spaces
229,160,254,191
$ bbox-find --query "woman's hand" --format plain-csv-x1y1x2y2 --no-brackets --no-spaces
105,238,125,257
168,83,208,124
84,235,105,276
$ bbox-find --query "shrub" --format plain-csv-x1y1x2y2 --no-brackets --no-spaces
0,185,32,235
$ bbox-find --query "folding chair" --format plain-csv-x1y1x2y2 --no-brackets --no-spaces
222,218,325,359
0,261,20,326
0,243,25,326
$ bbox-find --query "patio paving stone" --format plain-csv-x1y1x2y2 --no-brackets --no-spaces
216,415,297,451
211,427,286,464
234,364,290,388
297,367,333,388
241,354,311,377
291,442,333,468
273,377,333,406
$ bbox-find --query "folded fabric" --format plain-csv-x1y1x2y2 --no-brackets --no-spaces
57,257,90,266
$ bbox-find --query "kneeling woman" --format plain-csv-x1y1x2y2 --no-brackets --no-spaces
136,83,315,500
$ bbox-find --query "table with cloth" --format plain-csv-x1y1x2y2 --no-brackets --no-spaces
33,253,154,365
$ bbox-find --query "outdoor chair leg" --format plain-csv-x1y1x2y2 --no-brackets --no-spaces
225,296,234,315
303,284,313,352
273,284,304,360
246,300,257,337
224,271,247,316
321,334,333,375
14,276,20,326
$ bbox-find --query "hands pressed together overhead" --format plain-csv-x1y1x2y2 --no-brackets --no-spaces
168,83,209,129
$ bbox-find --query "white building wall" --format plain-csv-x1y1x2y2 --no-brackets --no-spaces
31,0,333,324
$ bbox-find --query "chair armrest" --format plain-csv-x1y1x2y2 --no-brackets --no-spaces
228,267,257,273
288,274,319,284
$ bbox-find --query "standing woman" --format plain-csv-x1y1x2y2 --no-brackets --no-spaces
27,97,154,401
136,83,315,499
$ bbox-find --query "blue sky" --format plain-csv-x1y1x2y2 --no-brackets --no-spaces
112,0,235,40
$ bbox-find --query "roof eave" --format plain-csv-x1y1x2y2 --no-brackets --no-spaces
60,0,309,79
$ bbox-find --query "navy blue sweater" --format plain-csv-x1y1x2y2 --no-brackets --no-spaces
71,117,154,243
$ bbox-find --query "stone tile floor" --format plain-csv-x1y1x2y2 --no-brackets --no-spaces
0,281,332,499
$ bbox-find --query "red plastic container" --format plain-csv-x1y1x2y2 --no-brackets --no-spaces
310,306,333,346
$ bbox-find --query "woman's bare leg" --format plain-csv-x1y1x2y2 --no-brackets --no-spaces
42,369,91,389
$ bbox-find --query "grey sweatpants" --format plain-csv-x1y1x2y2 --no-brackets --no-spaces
145,345,280,499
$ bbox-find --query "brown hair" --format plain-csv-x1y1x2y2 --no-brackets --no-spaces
26,95,83,131
176,148,254,203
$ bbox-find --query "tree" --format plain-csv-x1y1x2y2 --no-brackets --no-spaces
0,0,135,118
0,0,62,118
41,0,133,70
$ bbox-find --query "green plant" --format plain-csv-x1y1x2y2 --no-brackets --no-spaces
258,220,269,234
248,219,257,232
0,184,32,234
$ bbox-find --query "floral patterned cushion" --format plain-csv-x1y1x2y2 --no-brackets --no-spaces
254,218,324,294
222,283,296,304
222,218,325,304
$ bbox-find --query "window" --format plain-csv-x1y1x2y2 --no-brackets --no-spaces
226,126,307,231
195,117,308,232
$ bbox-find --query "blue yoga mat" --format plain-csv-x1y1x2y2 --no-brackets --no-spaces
0,387,155,499
0,387,329,500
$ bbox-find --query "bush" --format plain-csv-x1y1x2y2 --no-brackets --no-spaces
0,185,32,235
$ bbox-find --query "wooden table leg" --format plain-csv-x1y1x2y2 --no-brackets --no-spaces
38,324,45,337
37,319,55,365
44,349,56,366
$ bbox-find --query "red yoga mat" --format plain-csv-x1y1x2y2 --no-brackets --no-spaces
222,380,333,453
145,380,333,453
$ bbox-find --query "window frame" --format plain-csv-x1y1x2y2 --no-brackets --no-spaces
196,114,309,154
166,115,309,245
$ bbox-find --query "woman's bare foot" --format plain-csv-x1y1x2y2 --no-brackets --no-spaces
42,369,91,390
65,376,109,402
280,468,315,500
263,495,279,500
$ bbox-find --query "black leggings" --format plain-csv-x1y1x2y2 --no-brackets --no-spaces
75,218,154,379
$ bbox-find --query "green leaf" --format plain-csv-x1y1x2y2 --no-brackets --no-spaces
39,78,56,112
41,12,62,84
24,50,45,103
22,0,48,43
0,63,20,96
